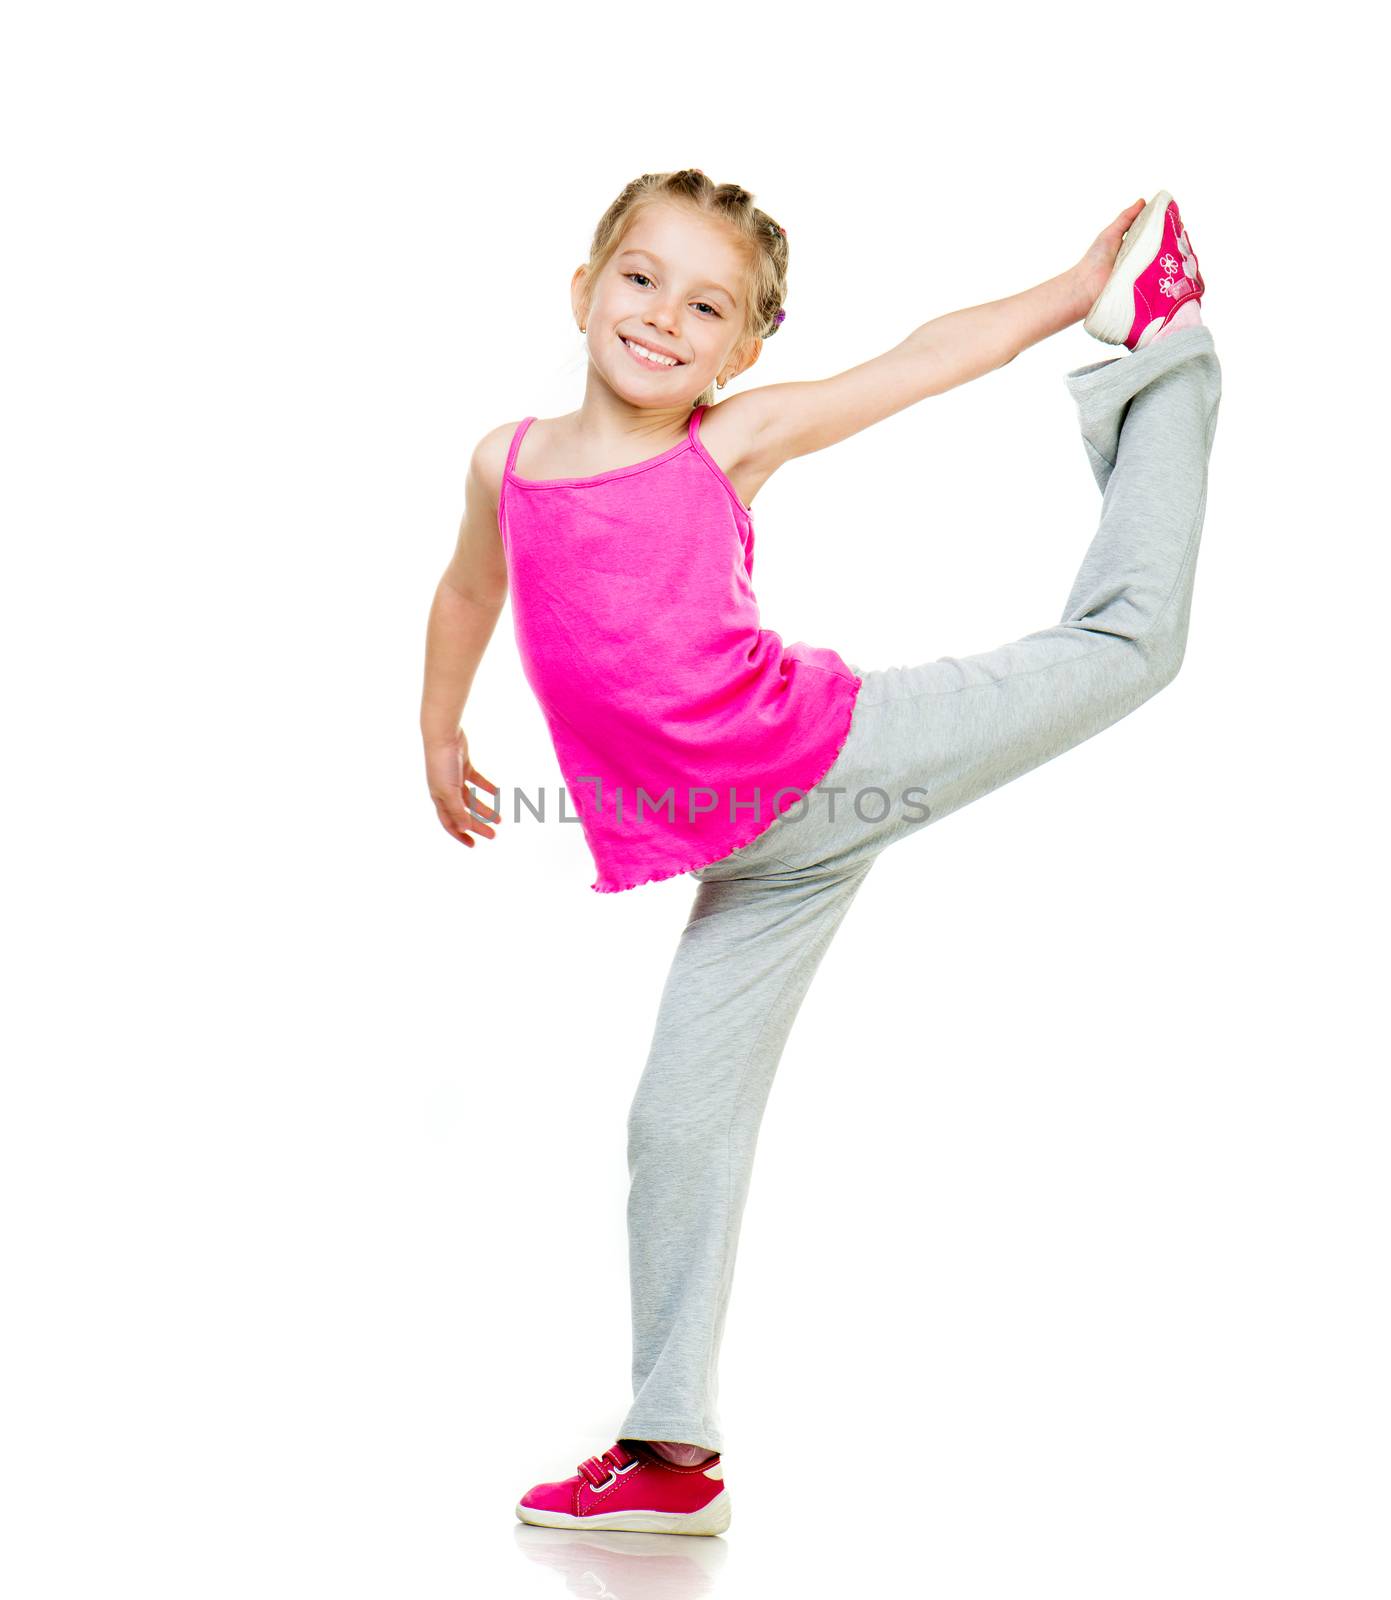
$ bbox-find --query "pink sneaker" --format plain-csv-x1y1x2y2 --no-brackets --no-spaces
515,1438,731,1535
1084,190,1205,351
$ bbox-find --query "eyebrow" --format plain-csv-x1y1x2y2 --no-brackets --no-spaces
617,247,738,307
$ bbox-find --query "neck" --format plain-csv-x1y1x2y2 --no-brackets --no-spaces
573,373,697,447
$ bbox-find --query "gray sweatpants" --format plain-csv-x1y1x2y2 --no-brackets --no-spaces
618,324,1223,1454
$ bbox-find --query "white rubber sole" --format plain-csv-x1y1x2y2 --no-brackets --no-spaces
515,1487,732,1535
1084,189,1173,345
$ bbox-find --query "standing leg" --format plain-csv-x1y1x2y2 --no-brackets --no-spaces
763,323,1224,877
618,852,874,1454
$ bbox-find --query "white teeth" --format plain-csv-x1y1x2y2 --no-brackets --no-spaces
624,337,678,366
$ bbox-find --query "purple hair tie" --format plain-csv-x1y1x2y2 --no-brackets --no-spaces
774,308,786,325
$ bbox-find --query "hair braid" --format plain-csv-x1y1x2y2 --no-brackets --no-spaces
578,168,791,405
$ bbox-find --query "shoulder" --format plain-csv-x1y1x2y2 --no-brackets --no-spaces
470,419,527,510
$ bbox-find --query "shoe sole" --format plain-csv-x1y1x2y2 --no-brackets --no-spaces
515,1487,732,1535
1084,189,1174,345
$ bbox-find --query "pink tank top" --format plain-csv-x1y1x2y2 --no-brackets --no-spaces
499,403,862,893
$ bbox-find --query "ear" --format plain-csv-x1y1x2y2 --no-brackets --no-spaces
727,335,763,383
571,265,590,328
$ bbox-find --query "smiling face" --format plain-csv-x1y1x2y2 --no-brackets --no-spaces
573,202,760,404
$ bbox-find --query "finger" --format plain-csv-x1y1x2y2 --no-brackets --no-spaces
437,813,476,847
433,791,482,839
439,783,502,842
463,769,503,822
464,763,501,800
461,794,498,839
466,799,501,830
435,805,475,846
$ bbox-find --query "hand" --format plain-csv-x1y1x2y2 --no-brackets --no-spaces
1069,197,1149,318
425,727,501,848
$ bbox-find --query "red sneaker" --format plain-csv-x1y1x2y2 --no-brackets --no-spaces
1084,190,1205,351
515,1438,731,1535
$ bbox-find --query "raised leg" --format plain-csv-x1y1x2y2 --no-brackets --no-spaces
765,324,1224,876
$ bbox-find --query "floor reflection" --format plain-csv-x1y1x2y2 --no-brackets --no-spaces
514,1523,729,1598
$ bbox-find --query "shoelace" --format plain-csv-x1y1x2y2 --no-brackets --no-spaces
577,1442,638,1490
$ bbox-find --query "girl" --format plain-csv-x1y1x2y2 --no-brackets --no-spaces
420,171,1220,1535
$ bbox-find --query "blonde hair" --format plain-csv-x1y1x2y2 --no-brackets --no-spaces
578,167,790,410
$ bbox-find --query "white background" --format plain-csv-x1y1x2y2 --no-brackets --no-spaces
4,4,1386,1597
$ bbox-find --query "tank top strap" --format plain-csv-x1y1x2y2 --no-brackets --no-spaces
687,403,707,445
504,416,537,480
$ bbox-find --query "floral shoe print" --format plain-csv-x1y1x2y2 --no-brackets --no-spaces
1085,189,1205,350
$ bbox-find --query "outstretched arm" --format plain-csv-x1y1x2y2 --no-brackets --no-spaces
732,199,1146,472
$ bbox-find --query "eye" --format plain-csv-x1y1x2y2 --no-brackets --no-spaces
624,274,721,318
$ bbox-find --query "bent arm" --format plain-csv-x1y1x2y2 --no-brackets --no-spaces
420,441,510,743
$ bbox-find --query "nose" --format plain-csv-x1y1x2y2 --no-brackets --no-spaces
646,294,682,335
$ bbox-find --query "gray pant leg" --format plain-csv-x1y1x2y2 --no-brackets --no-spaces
618,853,874,1453
767,323,1224,875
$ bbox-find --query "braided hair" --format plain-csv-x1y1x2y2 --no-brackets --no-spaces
578,168,791,405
